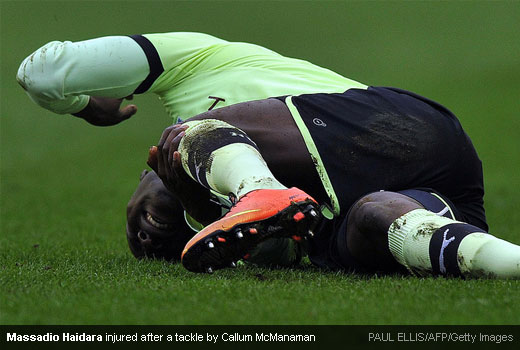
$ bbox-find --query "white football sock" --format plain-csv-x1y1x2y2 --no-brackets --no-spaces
178,119,286,197
388,209,520,278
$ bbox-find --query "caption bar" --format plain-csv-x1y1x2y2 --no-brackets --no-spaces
6,331,316,343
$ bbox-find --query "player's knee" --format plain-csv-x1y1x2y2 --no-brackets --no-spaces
348,191,423,234
349,194,388,234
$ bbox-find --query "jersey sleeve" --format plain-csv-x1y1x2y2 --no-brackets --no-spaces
16,36,149,114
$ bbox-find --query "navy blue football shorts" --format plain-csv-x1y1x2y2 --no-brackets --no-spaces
279,87,488,271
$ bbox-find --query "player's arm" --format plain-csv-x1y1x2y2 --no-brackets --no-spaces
16,33,232,126
16,36,148,126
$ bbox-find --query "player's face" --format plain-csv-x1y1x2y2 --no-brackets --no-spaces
126,170,192,261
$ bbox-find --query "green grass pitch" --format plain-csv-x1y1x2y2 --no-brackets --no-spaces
1,1,519,325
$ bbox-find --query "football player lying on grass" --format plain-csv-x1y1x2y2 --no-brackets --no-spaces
16,31,369,269
128,96,520,278
18,32,520,277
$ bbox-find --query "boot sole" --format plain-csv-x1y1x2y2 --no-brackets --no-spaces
182,200,321,273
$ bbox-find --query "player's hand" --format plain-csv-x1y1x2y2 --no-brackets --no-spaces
147,124,189,191
72,96,137,126
147,124,220,225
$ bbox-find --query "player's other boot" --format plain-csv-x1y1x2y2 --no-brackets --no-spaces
181,187,321,273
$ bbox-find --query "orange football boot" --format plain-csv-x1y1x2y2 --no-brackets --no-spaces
181,187,321,273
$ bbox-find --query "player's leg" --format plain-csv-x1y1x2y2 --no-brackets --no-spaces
163,100,321,272
344,191,520,278
174,98,325,200
336,191,420,274
178,117,320,272
178,118,286,197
